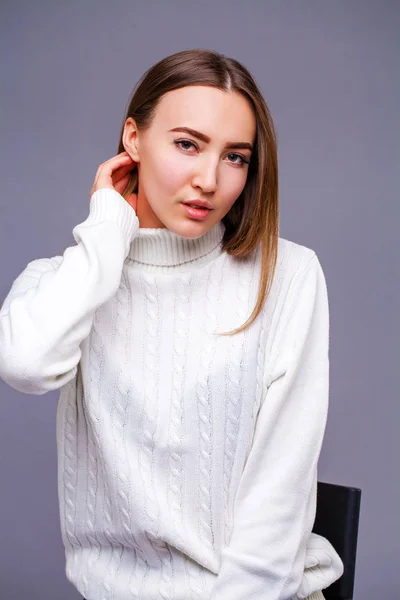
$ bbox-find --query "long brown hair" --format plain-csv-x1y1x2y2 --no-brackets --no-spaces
117,49,279,337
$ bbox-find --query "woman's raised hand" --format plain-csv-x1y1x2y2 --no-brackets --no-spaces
90,151,138,212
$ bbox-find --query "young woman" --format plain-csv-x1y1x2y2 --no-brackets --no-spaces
0,49,344,600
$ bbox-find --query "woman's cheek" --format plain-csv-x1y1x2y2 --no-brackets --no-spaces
155,152,189,193
221,170,247,204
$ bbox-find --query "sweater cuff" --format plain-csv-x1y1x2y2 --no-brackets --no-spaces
87,188,140,250
309,592,325,600
295,592,325,600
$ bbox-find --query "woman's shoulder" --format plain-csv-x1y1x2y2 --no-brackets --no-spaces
277,236,317,274
224,236,324,302
251,235,318,280
242,236,324,320
272,237,329,317
255,236,324,308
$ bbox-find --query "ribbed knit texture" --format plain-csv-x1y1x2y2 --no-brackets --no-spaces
0,188,343,600
307,593,325,600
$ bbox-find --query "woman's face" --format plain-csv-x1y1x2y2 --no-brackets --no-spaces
123,85,256,236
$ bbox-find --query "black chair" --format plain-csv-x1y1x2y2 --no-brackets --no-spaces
312,481,362,600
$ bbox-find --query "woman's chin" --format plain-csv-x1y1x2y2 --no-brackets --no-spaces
171,218,214,239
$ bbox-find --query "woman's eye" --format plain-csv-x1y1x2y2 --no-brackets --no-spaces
227,153,249,165
175,139,197,151
174,140,249,166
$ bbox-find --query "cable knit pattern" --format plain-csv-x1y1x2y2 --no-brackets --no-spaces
0,188,344,600
169,274,206,598
222,255,253,546
195,260,221,565
60,375,81,581
90,309,119,600
139,272,175,600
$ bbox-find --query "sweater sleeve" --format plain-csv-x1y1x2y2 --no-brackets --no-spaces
0,188,139,395
209,253,343,600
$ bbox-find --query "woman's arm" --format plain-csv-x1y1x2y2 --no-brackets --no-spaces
0,188,139,395
209,253,343,600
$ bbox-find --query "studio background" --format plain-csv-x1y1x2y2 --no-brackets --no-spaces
0,1,398,599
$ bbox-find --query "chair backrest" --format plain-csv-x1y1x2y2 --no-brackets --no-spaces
312,481,362,600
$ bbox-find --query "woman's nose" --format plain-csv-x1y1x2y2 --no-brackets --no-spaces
191,159,218,193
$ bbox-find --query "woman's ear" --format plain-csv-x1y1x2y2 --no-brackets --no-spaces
122,117,140,162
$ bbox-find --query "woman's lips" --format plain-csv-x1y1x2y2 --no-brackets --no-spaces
181,203,212,220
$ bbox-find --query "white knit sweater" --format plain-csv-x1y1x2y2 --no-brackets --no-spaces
0,188,343,600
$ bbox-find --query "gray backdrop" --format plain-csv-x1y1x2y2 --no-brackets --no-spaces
0,1,398,599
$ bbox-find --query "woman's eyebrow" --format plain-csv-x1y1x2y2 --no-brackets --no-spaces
169,126,253,151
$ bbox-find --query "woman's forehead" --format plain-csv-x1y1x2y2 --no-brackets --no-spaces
153,86,256,141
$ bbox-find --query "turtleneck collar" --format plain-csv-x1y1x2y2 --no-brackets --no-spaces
126,220,226,272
